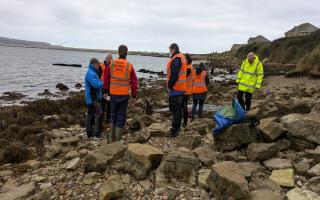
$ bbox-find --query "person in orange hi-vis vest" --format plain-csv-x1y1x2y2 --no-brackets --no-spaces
182,53,193,127
167,43,187,138
191,63,209,121
104,45,138,142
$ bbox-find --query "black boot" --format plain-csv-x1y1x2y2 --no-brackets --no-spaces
168,128,180,138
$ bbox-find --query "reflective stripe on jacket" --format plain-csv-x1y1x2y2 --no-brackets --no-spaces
185,64,193,95
236,55,264,93
166,53,187,92
192,70,208,94
110,59,132,95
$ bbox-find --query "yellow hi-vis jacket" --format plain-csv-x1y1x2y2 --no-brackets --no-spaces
236,55,264,93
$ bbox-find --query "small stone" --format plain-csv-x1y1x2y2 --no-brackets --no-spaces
197,169,211,191
26,160,41,170
79,149,88,157
65,150,80,160
99,176,124,200
270,169,294,188
83,172,100,185
32,175,46,183
40,183,53,190
66,157,80,170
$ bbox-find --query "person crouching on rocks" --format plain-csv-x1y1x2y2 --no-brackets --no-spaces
85,58,104,139
166,43,187,137
236,52,264,111
191,63,209,121
104,45,138,142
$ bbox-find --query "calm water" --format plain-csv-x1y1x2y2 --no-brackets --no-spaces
0,46,168,104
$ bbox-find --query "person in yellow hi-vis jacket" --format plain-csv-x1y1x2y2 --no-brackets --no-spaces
236,52,264,111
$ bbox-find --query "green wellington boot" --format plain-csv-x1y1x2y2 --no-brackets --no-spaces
115,127,124,141
109,125,116,143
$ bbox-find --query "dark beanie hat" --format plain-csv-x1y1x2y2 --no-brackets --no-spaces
169,43,179,52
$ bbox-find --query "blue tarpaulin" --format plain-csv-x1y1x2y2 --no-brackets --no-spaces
212,97,246,134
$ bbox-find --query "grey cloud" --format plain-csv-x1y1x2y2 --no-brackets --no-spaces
0,0,319,53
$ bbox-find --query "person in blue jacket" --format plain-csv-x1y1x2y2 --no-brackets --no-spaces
85,58,104,139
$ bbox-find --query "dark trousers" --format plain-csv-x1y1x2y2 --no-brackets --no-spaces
182,95,189,126
237,90,253,111
86,101,103,137
192,99,205,118
101,98,111,123
110,95,129,128
169,95,183,130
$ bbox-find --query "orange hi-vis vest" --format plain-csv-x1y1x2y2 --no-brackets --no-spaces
192,70,208,94
185,64,193,95
110,59,132,95
99,63,106,82
166,53,187,92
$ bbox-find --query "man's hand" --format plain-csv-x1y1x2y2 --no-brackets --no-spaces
103,94,108,100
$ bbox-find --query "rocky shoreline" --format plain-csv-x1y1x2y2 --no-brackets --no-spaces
1,74,320,200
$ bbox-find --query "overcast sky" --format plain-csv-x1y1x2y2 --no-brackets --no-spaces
0,0,319,53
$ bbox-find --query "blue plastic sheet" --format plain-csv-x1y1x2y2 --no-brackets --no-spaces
212,97,246,134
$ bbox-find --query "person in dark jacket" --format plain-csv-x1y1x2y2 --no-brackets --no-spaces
191,63,209,121
85,58,104,139
167,43,187,137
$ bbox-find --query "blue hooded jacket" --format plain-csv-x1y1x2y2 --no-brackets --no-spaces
85,64,103,104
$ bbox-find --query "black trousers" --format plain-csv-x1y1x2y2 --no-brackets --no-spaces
169,95,183,130
237,90,253,111
182,95,189,126
86,101,103,137
101,98,111,123
192,99,205,118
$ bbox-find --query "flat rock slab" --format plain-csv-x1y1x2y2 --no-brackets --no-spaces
56,136,80,147
263,158,292,170
307,163,320,176
250,190,283,200
259,118,287,141
270,169,294,188
99,175,124,200
0,182,35,200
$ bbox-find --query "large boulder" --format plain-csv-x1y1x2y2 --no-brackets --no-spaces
155,149,199,188
285,188,320,200
176,132,202,150
259,118,287,141
209,161,250,200
281,108,320,144
84,142,127,172
0,182,35,200
247,140,290,161
214,123,259,151
192,144,217,167
121,143,163,180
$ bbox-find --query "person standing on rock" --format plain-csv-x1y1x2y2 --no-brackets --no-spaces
167,43,187,137
104,45,138,142
236,52,264,111
182,53,193,127
85,58,104,139
101,53,113,123
191,63,209,121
